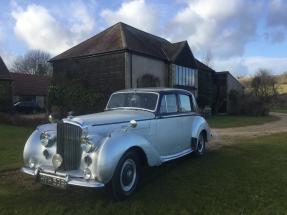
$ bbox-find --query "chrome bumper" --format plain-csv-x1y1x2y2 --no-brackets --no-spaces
21,167,105,188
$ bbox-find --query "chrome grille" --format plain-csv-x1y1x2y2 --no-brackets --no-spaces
57,122,82,170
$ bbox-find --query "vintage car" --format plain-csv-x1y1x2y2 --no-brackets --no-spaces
22,88,212,198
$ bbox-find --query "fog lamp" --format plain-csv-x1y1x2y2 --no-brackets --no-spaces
52,154,63,170
83,168,92,180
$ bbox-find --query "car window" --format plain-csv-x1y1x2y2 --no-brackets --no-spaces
107,92,158,111
179,94,193,112
160,94,178,114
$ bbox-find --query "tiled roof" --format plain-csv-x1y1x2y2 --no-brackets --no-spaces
0,57,12,80
11,73,50,96
50,22,197,68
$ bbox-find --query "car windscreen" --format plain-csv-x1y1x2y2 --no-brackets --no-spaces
107,92,158,111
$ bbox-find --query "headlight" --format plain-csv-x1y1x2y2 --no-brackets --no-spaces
40,131,56,147
81,133,94,153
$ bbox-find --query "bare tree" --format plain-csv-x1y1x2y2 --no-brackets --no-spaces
11,50,52,76
203,50,213,67
251,69,277,101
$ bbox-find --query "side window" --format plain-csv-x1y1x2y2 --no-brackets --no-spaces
160,94,178,114
179,94,193,112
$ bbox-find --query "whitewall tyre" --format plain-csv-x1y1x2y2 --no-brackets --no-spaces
111,150,141,199
195,132,206,156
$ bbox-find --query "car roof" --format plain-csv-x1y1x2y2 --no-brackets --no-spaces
114,88,192,95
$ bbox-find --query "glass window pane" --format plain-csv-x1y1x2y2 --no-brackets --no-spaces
178,67,182,85
182,67,186,86
161,94,178,113
179,94,192,112
176,66,180,85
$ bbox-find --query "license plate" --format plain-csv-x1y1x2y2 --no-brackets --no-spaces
39,173,67,189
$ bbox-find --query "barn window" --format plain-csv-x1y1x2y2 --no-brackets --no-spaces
171,64,197,87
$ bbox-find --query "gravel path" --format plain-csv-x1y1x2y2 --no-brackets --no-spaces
208,112,287,150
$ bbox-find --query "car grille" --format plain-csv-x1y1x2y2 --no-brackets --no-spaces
57,122,82,170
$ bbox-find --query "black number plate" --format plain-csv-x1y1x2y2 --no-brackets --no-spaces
39,173,67,189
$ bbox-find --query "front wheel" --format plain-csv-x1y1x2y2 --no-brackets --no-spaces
195,132,206,156
111,150,141,199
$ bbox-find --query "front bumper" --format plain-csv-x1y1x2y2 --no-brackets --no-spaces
21,167,105,188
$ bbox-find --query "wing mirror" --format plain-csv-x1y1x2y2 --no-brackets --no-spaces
130,120,137,128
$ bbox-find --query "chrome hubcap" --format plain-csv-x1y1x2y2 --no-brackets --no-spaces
120,159,136,192
197,135,204,153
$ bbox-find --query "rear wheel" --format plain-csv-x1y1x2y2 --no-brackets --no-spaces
111,150,141,199
195,132,206,156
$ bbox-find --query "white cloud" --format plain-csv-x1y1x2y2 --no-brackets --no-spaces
213,56,287,77
0,49,17,69
69,1,95,36
101,0,157,33
11,2,96,55
169,0,262,58
268,0,287,29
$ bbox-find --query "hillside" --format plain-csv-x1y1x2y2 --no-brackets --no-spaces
239,73,287,94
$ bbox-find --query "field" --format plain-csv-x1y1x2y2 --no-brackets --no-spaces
1,123,287,214
206,115,279,128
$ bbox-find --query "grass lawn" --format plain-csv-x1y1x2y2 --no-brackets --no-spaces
1,124,287,214
271,108,287,114
207,115,279,128
0,124,34,172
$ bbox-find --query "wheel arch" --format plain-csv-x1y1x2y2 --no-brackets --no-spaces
95,132,161,184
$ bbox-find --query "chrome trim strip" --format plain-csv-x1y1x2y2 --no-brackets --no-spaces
21,167,105,188
92,117,155,126
68,178,105,188
160,148,192,162
21,167,36,176
159,112,198,118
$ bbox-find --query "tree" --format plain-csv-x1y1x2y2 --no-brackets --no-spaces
251,69,277,101
11,50,52,76
203,50,213,67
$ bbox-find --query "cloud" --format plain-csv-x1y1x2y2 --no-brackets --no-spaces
169,0,262,58
0,49,17,69
69,1,95,36
213,56,287,77
11,1,96,55
101,0,158,33
267,0,287,29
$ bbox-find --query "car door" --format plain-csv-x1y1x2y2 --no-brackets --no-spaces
178,93,196,150
155,93,185,156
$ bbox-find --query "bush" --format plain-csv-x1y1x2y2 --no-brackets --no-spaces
240,94,270,116
0,113,48,126
228,90,241,115
48,84,106,117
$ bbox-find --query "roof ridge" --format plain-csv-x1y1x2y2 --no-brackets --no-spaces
119,23,127,49
50,23,123,61
120,22,170,44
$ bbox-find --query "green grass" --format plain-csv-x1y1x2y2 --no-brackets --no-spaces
1,124,287,214
277,83,287,94
207,115,279,128
0,124,34,171
271,108,287,114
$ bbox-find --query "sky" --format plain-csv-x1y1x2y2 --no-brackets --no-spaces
0,0,287,77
